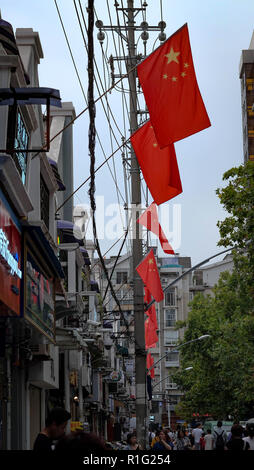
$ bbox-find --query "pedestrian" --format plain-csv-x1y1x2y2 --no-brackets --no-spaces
226,424,250,451
173,429,192,451
148,427,155,448
243,422,254,450
150,430,160,448
212,421,227,450
153,430,173,451
200,432,206,450
124,433,142,450
55,430,107,451
33,407,71,451
192,423,203,450
204,429,214,450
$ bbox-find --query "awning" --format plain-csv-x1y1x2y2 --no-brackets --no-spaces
57,219,84,246
47,158,66,191
0,87,61,107
23,224,64,279
79,247,91,266
90,280,100,293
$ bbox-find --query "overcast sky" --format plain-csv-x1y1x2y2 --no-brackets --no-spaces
1,0,254,265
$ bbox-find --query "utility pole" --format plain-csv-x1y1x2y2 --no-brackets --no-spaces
96,1,166,449
127,0,146,450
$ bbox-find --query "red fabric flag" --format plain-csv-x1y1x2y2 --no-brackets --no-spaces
144,287,158,330
145,317,158,350
136,249,164,302
147,352,155,379
131,121,182,206
137,23,211,148
138,202,174,254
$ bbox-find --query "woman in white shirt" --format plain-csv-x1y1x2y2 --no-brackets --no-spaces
243,423,254,450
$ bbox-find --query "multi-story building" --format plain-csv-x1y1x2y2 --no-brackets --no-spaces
0,21,65,449
95,249,193,432
239,30,254,163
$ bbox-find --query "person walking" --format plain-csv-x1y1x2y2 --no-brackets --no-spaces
243,422,254,450
192,423,203,450
173,429,192,451
124,433,142,450
226,424,250,451
33,407,71,451
204,429,214,450
212,421,227,450
153,430,173,451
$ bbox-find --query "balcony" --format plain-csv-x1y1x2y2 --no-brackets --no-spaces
165,382,179,390
165,360,180,368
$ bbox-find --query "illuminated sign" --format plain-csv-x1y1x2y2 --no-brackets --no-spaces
0,229,22,278
0,195,22,317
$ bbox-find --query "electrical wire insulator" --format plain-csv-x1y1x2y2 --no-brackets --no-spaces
141,31,149,41
97,30,105,42
158,20,166,30
140,21,149,30
159,32,166,42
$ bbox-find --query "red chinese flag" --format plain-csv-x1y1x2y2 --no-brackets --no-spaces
138,202,174,254
147,352,155,379
144,287,158,330
145,317,158,350
137,23,211,148
131,121,182,206
136,249,164,302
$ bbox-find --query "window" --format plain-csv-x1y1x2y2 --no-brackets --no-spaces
165,289,176,306
165,308,177,327
40,174,50,229
166,351,179,363
7,107,29,184
164,330,179,346
116,271,128,285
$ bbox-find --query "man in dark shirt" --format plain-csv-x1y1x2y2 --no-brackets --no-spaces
33,407,71,451
226,424,250,451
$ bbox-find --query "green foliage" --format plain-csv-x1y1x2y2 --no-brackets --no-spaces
174,162,254,422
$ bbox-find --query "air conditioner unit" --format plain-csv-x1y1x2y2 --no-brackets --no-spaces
30,344,51,360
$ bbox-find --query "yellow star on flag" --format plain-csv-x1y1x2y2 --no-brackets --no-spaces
165,47,180,65
163,74,168,79
172,76,177,82
184,63,189,68
181,72,187,77
148,259,154,264
153,143,158,148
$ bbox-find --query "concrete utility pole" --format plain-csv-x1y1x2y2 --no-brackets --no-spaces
127,0,146,450
96,1,166,449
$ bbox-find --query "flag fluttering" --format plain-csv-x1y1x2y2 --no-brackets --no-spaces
144,286,158,330
131,122,182,206
145,317,158,350
136,249,164,302
138,202,174,254
137,24,211,148
147,352,155,379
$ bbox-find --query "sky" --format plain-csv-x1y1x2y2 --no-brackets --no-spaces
1,0,254,266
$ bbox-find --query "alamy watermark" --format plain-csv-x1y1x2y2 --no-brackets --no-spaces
72,197,181,251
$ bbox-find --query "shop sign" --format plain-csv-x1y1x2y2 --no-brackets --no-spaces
0,197,22,316
25,247,55,342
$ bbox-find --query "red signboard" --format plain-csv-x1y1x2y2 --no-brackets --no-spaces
0,198,22,316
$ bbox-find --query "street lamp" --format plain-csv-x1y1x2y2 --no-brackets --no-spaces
152,366,193,429
152,366,193,389
147,334,210,373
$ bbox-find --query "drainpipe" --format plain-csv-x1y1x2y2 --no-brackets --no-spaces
64,351,71,433
6,347,11,450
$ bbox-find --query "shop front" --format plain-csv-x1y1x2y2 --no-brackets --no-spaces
0,189,22,449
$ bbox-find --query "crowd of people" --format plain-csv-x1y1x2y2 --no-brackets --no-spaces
148,420,254,451
33,408,254,452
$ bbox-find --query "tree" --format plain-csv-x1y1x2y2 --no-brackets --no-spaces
174,162,254,422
